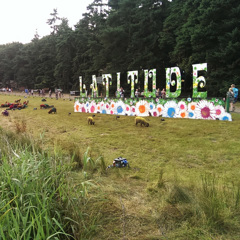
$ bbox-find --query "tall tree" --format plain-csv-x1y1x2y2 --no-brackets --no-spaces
54,18,75,90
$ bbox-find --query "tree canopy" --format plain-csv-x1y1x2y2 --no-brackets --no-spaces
0,0,239,96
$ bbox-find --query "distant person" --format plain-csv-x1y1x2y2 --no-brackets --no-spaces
231,84,238,111
156,88,161,98
161,88,166,99
226,87,234,111
49,89,52,97
135,89,139,98
120,87,125,98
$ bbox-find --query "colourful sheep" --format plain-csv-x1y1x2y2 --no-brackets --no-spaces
87,116,95,125
2,110,9,116
48,107,57,114
135,117,149,127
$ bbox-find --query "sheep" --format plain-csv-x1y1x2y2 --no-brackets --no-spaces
87,116,95,125
135,117,149,127
48,107,57,114
2,110,9,116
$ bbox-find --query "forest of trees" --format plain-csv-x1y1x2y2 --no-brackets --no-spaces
0,0,239,97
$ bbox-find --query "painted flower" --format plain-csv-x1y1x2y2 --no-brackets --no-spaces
135,100,150,116
81,106,87,113
187,97,192,102
131,106,136,115
96,103,102,113
195,100,216,120
220,112,232,121
188,102,197,112
162,101,178,118
74,100,81,112
149,102,155,111
215,105,225,118
101,107,107,114
155,98,159,103
156,104,164,116
179,110,188,118
110,101,116,110
188,111,195,119
105,103,110,109
114,101,126,115
125,104,131,116
89,102,97,113
151,109,159,117
85,102,90,109
178,101,187,111
100,101,105,107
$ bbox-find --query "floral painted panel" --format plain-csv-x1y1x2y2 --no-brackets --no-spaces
74,98,231,121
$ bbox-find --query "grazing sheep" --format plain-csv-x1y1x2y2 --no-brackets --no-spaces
2,110,9,116
48,107,57,114
88,116,95,125
135,117,149,127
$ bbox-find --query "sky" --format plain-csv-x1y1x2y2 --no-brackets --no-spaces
0,0,94,45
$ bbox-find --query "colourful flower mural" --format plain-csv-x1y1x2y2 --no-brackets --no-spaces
74,97,231,121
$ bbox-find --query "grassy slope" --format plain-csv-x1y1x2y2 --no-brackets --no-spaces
1,93,240,239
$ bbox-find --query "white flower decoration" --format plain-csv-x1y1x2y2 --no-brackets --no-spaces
114,100,126,115
195,100,216,120
162,101,179,118
135,100,150,116
178,101,187,111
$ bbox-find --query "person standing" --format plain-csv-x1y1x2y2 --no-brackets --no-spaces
231,84,238,111
120,87,125,98
135,88,139,98
156,88,161,98
161,88,166,99
227,87,234,112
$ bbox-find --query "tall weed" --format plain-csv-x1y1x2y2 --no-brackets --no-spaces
0,131,75,239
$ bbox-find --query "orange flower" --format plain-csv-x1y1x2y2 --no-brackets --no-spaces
139,105,146,113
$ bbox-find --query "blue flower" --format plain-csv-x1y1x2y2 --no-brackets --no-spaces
117,106,123,114
167,107,175,118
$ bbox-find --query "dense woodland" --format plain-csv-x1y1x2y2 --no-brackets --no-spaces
0,0,239,97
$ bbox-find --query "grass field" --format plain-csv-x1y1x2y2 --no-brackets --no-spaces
0,93,240,239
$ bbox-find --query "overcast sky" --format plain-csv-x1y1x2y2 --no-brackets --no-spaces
0,0,93,45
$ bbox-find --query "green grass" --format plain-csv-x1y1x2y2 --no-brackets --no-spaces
0,93,240,239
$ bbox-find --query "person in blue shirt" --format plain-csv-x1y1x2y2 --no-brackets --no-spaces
231,84,238,111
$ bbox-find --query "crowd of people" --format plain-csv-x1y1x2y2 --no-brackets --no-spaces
227,84,238,112
133,88,166,98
